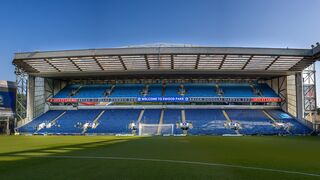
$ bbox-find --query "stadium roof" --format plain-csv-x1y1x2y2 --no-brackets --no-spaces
13,46,319,78
313,44,320,59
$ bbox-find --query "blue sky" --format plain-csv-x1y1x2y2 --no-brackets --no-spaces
1,0,320,103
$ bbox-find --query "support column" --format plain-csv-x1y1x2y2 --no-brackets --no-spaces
27,75,35,121
302,63,317,130
15,68,28,124
6,117,10,135
296,72,303,120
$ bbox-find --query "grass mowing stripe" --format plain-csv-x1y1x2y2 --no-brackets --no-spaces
9,155,320,178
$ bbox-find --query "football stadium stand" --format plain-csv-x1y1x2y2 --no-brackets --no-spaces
225,109,286,135
266,109,312,134
13,45,320,135
185,109,236,135
38,109,101,134
18,110,64,133
52,83,278,99
17,107,311,135
86,109,140,134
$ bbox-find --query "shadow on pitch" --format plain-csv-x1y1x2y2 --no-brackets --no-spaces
0,136,146,162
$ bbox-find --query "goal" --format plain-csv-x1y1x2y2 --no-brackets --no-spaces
138,123,174,136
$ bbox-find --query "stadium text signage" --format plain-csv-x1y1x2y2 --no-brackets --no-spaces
251,97,283,102
190,97,283,103
190,97,251,102
48,98,78,103
137,97,189,102
48,97,283,103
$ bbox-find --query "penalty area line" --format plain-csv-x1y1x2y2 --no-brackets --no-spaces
9,155,320,177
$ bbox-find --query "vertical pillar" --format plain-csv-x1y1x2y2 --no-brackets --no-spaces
286,75,297,117
296,73,303,120
302,63,317,130
6,117,10,135
27,75,35,121
15,68,28,123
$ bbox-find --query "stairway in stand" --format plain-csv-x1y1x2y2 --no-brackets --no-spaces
157,109,165,135
82,110,105,134
35,111,66,134
222,110,239,134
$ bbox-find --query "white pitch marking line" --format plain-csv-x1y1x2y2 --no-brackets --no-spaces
10,155,320,177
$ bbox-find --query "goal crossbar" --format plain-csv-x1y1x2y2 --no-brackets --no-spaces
138,123,174,136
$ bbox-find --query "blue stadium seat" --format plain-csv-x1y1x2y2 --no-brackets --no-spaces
257,84,278,97
185,109,236,135
18,108,311,135
164,84,180,96
162,109,183,134
221,84,256,97
52,83,279,98
140,109,161,124
54,84,80,98
266,109,312,134
87,109,141,134
147,84,163,97
73,84,109,98
38,109,101,134
226,109,286,135
184,84,217,97
109,84,144,97
17,110,64,133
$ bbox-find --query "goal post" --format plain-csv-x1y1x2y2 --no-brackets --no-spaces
138,123,174,136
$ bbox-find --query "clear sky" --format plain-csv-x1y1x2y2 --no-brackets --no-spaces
1,0,320,103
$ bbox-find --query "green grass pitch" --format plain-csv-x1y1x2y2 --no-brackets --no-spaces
0,136,320,180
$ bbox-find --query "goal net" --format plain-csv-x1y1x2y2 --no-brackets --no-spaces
138,123,174,136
